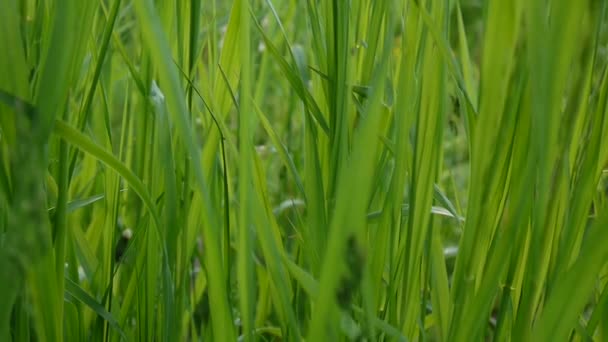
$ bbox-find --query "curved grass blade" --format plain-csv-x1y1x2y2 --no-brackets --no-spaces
47,191,128,214
64,277,127,340
366,204,464,223
53,120,161,229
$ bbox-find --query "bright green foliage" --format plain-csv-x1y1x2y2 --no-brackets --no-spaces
1,0,608,341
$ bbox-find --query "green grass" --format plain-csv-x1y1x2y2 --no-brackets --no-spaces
1,0,608,341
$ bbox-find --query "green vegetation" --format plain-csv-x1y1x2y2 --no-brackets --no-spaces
1,0,608,341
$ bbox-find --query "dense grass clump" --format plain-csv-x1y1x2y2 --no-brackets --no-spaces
1,0,608,341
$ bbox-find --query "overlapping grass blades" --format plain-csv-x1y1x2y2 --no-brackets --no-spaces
1,0,608,341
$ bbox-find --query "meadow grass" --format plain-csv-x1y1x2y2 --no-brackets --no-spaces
1,0,608,341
